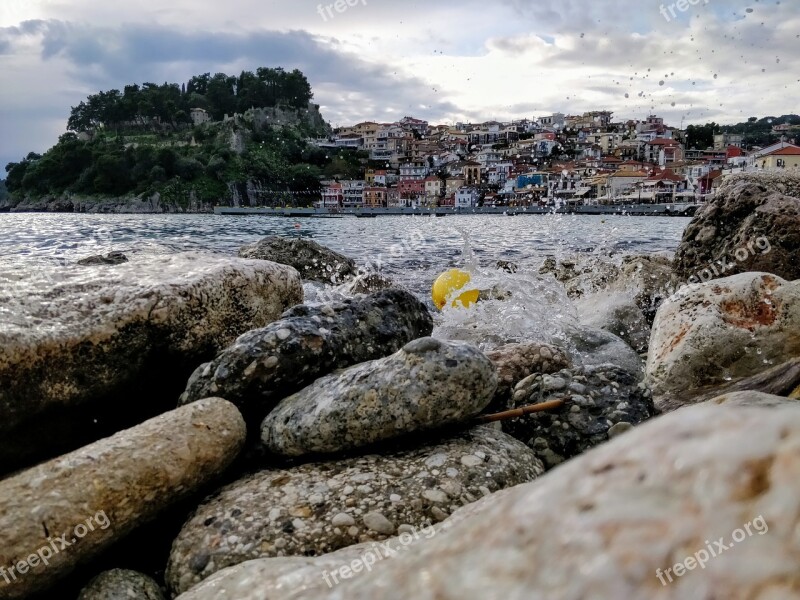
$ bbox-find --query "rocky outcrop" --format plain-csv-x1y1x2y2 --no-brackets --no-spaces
484,342,571,412
646,272,800,405
0,253,301,472
77,569,166,600
0,399,245,599
502,365,656,469
674,172,800,283
239,236,357,284
180,290,433,423
76,251,129,266
166,426,543,595
261,338,497,457
295,403,800,599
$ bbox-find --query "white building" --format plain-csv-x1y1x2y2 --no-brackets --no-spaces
455,187,480,208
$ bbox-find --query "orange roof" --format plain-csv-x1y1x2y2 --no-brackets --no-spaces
766,145,800,156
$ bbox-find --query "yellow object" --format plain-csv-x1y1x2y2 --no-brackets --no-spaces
432,269,480,309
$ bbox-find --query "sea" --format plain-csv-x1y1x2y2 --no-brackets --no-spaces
0,213,689,295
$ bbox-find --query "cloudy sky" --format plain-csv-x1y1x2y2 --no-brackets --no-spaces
1,0,796,169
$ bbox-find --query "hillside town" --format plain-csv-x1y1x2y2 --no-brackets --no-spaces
311,112,800,209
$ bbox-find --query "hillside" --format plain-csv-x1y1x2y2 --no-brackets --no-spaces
1,68,360,213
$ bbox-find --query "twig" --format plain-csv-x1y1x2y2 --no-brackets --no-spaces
476,399,566,424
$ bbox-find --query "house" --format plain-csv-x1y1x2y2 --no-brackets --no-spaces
190,108,211,126
424,176,443,199
341,180,365,208
363,187,388,208
319,183,343,208
713,133,744,150
446,176,466,196
461,161,482,186
455,187,480,208
644,138,684,165
398,179,425,198
754,144,800,170
608,171,651,199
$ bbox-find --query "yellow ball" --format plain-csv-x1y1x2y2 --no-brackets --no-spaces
432,269,480,310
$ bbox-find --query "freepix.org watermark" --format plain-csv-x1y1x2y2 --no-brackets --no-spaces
684,236,771,286
322,521,436,588
660,0,711,22
317,0,367,22
0,511,111,585
655,515,768,586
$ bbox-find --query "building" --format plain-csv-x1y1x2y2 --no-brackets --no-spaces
341,180,365,208
319,183,343,208
446,176,466,196
363,187,388,208
190,108,211,126
455,187,480,208
714,133,744,150
644,138,684,165
755,144,800,170
424,176,443,199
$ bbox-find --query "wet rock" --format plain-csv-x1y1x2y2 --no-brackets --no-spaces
0,398,245,599
78,569,165,600
646,272,800,404
261,338,497,456
76,251,129,266
576,297,651,354
705,390,799,408
484,342,572,412
0,253,301,472
338,271,395,295
180,290,433,424
317,403,800,600
496,260,518,274
166,426,543,595
674,172,800,283
502,365,656,469
565,325,643,377
239,236,357,284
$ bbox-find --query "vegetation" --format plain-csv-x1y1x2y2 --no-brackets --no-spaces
4,67,339,208
686,115,800,149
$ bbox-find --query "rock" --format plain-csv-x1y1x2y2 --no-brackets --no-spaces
239,236,357,284
76,251,129,266
78,569,165,600
338,271,395,295
705,390,799,408
166,426,543,595
616,255,675,325
0,253,301,472
496,260,518,274
484,342,572,412
565,325,643,377
674,172,800,283
576,296,651,354
502,365,656,469
315,403,800,599
261,338,497,456
180,290,433,424
0,398,245,599
646,272,800,403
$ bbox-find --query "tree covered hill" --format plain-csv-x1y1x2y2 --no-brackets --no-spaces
685,115,800,149
3,68,362,211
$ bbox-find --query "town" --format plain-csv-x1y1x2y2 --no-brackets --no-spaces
309,112,800,210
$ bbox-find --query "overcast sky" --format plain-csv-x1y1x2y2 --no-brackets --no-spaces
1,0,796,169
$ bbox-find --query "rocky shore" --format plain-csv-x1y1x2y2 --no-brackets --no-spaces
2,172,800,599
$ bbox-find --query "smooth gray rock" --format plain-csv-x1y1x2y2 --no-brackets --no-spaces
78,569,165,600
0,398,246,599
180,289,433,424
0,253,301,472
166,426,543,595
503,365,656,469
565,325,643,376
239,236,357,284
261,338,497,456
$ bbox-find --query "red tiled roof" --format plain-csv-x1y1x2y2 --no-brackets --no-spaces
766,145,800,156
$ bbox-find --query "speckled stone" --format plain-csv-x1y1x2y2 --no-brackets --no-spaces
239,236,357,284
0,398,246,600
705,390,800,408
0,253,301,470
166,426,543,595
180,289,433,424
484,342,571,413
78,569,165,600
310,404,800,599
502,365,656,469
261,338,497,456
646,272,800,409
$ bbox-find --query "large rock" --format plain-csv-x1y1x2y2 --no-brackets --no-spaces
566,325,643,376
180,290,433,423
484,342,572,413
261,338,497,456
166,426,543,595
0,253,301,471
77,569,165,600
705,390,799,408
576,296,651,354
674,172,800,283
239,236,357,284
646,272,800,403
306,404,800,599
502,365,656,469
0,398,245,599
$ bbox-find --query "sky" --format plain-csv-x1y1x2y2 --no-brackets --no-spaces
0,0,797,169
